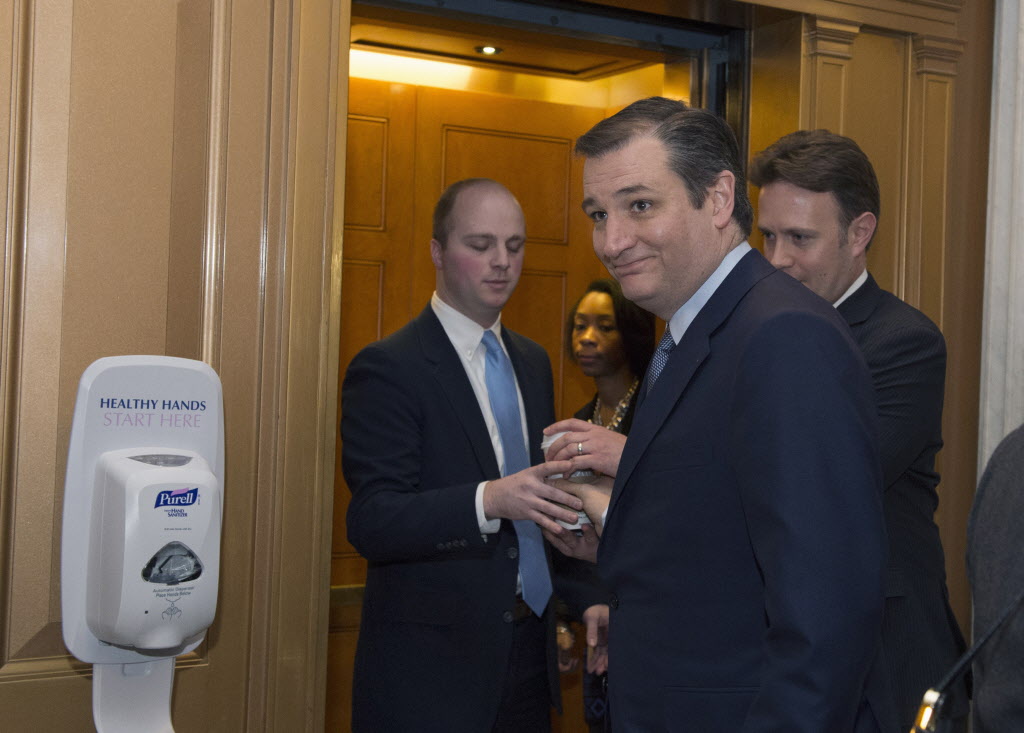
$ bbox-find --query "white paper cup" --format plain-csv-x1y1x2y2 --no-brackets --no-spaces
541,430,595,482
551,502,592,531
540,431,594,531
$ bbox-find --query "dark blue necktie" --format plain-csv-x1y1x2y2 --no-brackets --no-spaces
645,327,675,395
482,330,552,616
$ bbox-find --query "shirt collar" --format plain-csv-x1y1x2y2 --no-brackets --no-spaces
431,292,502,358
666,241,751,344
832,268,868,308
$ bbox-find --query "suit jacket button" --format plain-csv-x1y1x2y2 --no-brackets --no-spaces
507,547,518,559
609,594,619,610
503,611,514,623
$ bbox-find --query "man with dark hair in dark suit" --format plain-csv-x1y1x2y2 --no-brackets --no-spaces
546,98,893,731
342,178,605,732
751,129,968,731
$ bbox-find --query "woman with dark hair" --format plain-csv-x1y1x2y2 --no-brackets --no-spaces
556,278,654,732
566,278,655,435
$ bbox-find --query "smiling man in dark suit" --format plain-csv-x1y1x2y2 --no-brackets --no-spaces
751,130,968,731
341,178,604,732
545,98,893,732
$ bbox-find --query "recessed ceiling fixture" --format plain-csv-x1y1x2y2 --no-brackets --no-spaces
475,45,502,55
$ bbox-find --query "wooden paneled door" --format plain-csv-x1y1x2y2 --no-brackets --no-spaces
326,78,608,731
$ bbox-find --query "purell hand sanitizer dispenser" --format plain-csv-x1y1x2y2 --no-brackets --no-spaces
62,356,224,733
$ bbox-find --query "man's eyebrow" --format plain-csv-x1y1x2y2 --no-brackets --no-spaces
759,224,816,234
581,184,654,212
614,184,654,197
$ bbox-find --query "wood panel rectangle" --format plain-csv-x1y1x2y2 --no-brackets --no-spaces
335,259,385,570
812,59,847,133
340,259,384,365
915,75,952,327
345,115,387,230
503,268,592,423
166,0,213,361
441,125,572,245
844,30,908,300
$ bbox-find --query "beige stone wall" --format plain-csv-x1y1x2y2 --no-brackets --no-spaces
0,0,344,729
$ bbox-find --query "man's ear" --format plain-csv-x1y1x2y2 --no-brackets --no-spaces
430,238,444,269
846,211,877,257
708,171,736,229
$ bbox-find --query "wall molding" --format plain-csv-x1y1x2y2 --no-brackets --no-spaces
804,16,861,60
800,16,861,132
912,34,965,77
0,0,72,678
979,0,1024,472
200,0,231,368
757,0,960,38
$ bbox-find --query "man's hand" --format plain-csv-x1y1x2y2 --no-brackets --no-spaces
482,461,583,533
549,474,613,534
582,604,609,675
543,522,600,563
543,418,627,478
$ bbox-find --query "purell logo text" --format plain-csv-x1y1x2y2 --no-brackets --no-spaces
155,487,199,508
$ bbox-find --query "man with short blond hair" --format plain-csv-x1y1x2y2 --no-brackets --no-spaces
343,178,605,732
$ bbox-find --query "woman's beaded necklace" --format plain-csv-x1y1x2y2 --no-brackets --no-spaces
591,377,639,433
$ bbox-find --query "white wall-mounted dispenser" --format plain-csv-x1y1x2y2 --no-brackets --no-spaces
61,356,224,733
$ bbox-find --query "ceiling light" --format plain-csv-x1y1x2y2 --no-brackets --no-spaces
475,46,502,56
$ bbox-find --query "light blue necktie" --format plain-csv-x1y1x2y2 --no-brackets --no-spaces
482,330,552,616
645,328,675,395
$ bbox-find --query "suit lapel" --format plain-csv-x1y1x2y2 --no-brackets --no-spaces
608,250,775,519
416,307,500,477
